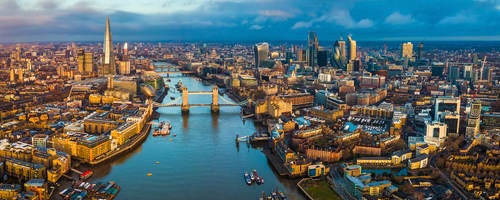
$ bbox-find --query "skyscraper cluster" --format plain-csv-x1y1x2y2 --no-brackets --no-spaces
332,34,357,71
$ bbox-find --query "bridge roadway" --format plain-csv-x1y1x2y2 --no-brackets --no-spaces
155,103,240,107
157,71,195,74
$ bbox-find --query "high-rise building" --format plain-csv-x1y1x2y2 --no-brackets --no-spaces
466,100,481,137
77,49,84,73
297,49,306,62
84,52,94,73
332,38,347,69
447,66,460,82
401,42,413,59
123,42,129,60
347,35,356,61
417,42,423,60
317,48,328,67
463,65,474,81
434,96,460,123
307,32,319,68
119,61,131,75
254,42,269,84
9,68,15,82
17,69,23,82
102,16,115,76
444,113,460,136
431,62,445,76
254,42,269,68
78,49,93,74
424,121,447,147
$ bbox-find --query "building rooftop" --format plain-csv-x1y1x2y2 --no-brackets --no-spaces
25,179,45,187
409,154,428,163
0,184,21,191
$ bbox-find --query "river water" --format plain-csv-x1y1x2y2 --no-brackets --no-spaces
91,64,303,200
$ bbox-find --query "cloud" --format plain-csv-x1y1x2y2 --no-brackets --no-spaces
385,12,414,25
0,0,498,42
439,12,476,24
292,8,373,29
258,10,293,19
292,21,313,29
250,25,263,30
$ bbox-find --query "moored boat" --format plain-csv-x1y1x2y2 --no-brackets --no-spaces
244,172,252,185
80,170,93,181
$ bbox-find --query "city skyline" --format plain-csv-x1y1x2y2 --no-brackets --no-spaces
0,0,499,42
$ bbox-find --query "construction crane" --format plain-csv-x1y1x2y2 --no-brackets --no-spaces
480,56,487,81
474,56,487,98
66,85,73,102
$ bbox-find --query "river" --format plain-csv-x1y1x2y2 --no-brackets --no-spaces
91,63,304,200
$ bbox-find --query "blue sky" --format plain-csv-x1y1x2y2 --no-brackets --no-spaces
0,0,499,42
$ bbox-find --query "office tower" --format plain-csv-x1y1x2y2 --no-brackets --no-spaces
317,48,328,67
444,113,460,136
254,42,269,68
254,42,269,84
84,52,94,73
307,32,318,68
401,42,413,59
9,68,15,82
102,16,115,76
463,65,474,80
424,121,447,147
119,61,131,75
431,62,445,76
347,35,356,61
297,49,306,62
346,62,353,73
17,69,23,82
107,76,114,89
123,42,128,59
383,43,387,55
486,67,494,82
447,66,460,83
434,96,460,122
332,38,347,69
417,42,423,60
285,51,293,63
77,49,84,73
466,100,481,137
116,42,122,56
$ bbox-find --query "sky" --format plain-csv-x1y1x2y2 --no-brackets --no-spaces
0,0,499,42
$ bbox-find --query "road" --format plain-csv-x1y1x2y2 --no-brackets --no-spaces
329,166,358,200
429,154,470,200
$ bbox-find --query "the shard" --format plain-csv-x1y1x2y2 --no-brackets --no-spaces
102,16,115,75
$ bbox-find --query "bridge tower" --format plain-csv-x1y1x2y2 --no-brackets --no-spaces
181,87,189,113
211,86,219,113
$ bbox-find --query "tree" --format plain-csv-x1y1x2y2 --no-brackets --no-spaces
491,100,500,112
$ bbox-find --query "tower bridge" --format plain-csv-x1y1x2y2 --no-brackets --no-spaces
154,63,194,77
153,86,248,113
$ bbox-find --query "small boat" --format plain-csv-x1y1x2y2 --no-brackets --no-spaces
173,134,177,137
166,79,171,82
244,172,252,185
168,121,173,130
170,96,175,100
147,173,152,176
80,170,93,181
160,121,171,135
155,161,160,164
253,170,263,185
278,191,287,200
